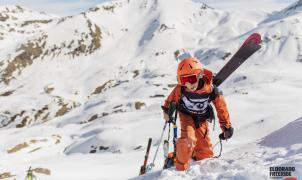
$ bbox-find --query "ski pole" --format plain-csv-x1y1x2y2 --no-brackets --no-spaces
147,121,168,171
172,106,178,160
139,138,152,175
148,101,177,171
163,102,178,169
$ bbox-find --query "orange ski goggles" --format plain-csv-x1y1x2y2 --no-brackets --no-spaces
180,74,199,85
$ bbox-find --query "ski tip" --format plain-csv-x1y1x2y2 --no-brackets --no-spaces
250,33,262,43
241,33,262,48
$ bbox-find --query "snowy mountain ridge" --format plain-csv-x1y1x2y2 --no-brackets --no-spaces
0,0,302,179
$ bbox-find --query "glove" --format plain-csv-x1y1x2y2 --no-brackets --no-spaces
161,106,171,123
161,101,177,123
163,111,170,122
219,126,234,140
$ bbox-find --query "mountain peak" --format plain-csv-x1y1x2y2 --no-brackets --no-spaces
261,0,302,23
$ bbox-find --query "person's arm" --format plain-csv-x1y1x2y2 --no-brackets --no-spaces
212,92,232,130
163,85,181,108
162,85,181,121
212,89,234,139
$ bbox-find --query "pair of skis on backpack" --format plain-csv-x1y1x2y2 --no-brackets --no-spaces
139,33,262,175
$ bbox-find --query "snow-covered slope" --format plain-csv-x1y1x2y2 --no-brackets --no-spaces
0,0,302,179
135,117,302,180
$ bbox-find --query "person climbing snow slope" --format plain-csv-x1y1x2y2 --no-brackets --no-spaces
162,57,234,171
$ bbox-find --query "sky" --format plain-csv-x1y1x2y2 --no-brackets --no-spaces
0,0,111,16
0,0,298,16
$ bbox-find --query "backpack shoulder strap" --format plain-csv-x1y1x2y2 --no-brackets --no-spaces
209,85,223,102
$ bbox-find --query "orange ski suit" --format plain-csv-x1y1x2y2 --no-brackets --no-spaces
163,69,232,171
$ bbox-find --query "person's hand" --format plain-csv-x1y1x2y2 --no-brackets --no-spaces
163,112,170,122
219,126,234,140
161,106,171,122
